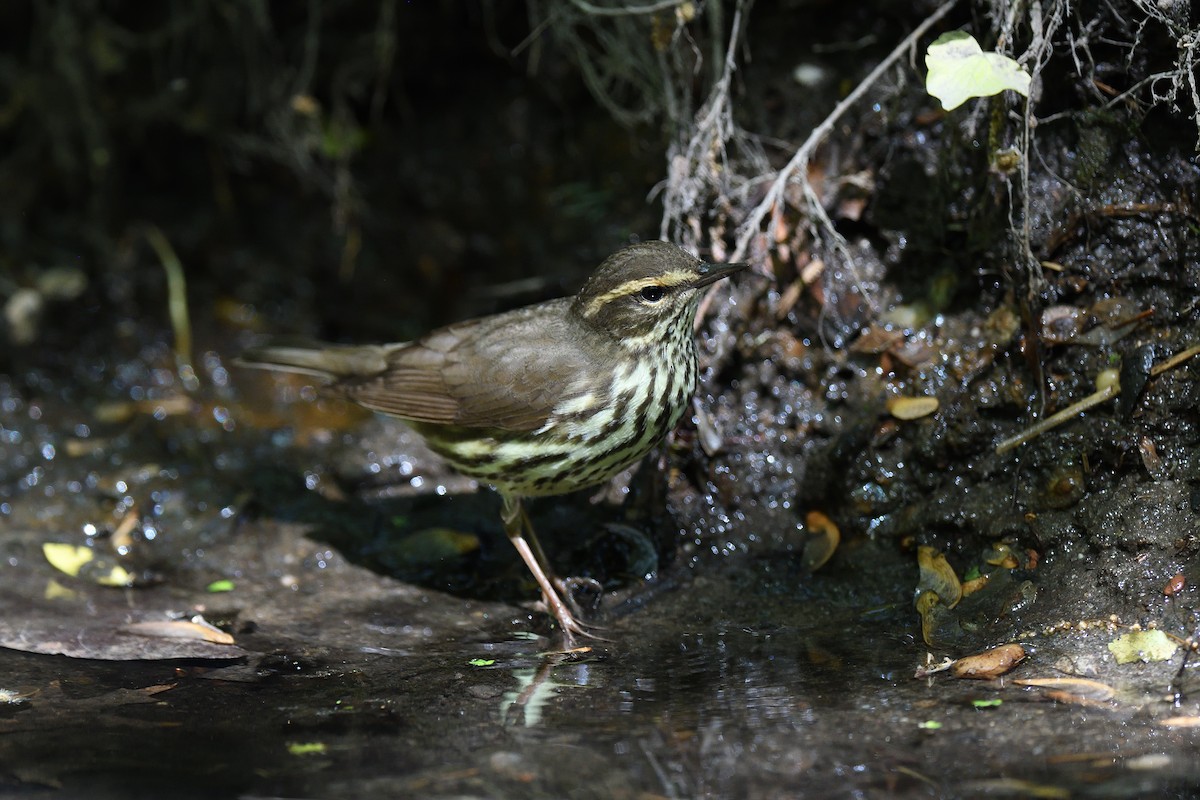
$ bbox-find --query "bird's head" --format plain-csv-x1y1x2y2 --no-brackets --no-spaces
571,241,747,347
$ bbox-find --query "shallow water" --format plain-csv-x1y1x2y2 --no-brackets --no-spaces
4,485,1200,800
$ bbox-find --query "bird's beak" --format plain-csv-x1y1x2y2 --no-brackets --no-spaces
693,260,750,288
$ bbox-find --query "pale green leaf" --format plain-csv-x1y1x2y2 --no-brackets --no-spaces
1108,629,1178,664
925,31,1032,110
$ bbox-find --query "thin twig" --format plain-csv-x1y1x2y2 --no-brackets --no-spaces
995,370,1121,454
661,2,744,243
1150,344,1200,377
143,226,193,376
567,0,687,17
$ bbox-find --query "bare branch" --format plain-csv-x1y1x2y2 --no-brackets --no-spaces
567,0,689,17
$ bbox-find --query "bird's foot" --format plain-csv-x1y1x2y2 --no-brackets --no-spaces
536,586,610,650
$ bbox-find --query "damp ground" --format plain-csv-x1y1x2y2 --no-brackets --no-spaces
3,272,1199,799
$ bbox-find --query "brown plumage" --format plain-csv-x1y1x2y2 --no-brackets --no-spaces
241,240,746,645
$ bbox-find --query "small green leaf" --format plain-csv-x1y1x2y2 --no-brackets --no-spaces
468,658,496,667
287,741,327,756
206,579,235,593
320,118,367,160
918,720,943,730
1108,629,1178,664
972,698,1003,708
925,31,1031,110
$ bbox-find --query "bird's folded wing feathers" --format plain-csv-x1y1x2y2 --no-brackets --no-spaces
342,306,593,433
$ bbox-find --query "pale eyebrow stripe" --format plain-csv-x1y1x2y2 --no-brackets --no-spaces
581,270,694,318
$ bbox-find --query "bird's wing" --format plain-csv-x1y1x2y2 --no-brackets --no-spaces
340,301,595,432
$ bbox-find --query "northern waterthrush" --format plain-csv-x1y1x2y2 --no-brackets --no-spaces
241,240,746,645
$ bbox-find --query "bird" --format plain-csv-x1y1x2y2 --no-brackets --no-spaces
240,240,747,646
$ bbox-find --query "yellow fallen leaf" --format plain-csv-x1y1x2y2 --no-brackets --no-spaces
44,578,79,600
915,590,946,647
802,510,840,571
95,564,136,587
42,543,94,577
961,575,990,596
887,395,939,420
917,546,962,609
42,542,135,587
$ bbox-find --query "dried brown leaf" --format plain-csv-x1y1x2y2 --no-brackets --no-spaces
950,643,1026,679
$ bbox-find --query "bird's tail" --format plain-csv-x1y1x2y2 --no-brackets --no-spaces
237,343,392,380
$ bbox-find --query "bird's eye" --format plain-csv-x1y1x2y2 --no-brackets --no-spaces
639,285,665,302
